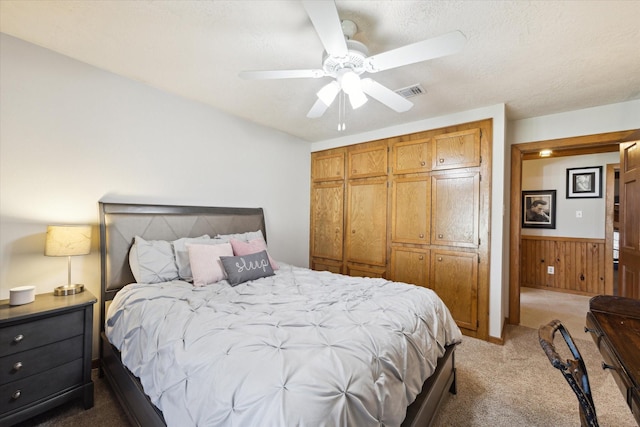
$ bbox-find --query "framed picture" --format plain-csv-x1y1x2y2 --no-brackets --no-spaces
522,190,556,229
566,166,602,198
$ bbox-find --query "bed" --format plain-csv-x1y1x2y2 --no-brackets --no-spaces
98,202,462,427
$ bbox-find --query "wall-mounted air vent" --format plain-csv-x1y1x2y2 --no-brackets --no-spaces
395,84,426,99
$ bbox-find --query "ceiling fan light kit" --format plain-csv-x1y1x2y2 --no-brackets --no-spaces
239,0,466,129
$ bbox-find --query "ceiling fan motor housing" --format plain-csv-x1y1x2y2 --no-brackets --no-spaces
322,39,369,76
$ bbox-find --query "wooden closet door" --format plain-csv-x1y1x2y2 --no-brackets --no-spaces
346,177,387,266
431,171,480,248
432,250,478,331
390,247,429,287
432,128,480,171
391,176,430,244
310,182,344,261
392,138,431,174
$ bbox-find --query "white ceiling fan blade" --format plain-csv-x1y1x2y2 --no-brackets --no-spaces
364,30,467,73
239,69,325,80
307,98,331,118
302,0,348,57
361,78,413,112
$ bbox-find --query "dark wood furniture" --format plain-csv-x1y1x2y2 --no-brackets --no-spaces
0,291,96,426
99,202,458,427
539,319,598,427
586,295,640,426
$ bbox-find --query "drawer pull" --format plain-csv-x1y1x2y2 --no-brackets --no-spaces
439,158,444,163
420,161,426,167
438,234,444,239
419,233,424,238
13,334,24,343
584,327,602,337
418,256,424,260
602,362,616,371
11,390,21,400
12,362,23,371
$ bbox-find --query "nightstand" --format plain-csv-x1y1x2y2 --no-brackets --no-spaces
0,290,96,426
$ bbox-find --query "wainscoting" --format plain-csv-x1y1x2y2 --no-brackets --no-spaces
520,235,605,295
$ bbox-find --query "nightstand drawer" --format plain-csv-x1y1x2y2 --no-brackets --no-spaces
0,310,84,357
0,358,83,413
0,335,83,384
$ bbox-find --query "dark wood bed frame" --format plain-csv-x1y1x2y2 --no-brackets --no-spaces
98,202,457,427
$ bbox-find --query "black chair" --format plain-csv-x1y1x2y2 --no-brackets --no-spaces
538,319,599,427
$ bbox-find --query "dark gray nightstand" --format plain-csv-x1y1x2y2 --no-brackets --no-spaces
0,290,96,426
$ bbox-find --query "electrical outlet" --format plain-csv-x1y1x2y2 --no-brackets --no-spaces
547,266,554,274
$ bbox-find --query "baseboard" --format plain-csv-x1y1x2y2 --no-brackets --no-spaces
487,317,507,345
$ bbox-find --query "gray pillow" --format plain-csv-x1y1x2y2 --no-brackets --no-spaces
129,236,179,284
220,250,274,286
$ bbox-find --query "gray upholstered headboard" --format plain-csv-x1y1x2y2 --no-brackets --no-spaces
99,202,266,302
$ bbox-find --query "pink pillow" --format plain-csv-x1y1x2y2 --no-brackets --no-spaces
186,242,234,286
229,238,279,270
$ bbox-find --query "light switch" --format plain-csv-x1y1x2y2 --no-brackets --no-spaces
547,266,554,274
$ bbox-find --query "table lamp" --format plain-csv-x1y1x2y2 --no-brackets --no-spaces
45,225,91,295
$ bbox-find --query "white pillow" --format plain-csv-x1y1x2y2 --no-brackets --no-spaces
187,242,234,286
172,235,214,281
214,230,264,243
129,236,179,284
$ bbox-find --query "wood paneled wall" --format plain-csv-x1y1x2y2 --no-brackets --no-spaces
520,235,605,295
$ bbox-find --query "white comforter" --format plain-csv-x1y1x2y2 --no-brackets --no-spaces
106,263,462,427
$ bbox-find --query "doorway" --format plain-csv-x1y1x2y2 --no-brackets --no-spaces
508,129,638,325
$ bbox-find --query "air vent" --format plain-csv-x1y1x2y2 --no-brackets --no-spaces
395,84,426,99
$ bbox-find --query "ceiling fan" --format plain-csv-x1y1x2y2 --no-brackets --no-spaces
239,1,466,120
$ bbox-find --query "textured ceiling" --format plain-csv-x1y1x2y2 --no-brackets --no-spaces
1,1,639,142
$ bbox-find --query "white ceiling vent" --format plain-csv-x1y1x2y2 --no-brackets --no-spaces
395,84,426,99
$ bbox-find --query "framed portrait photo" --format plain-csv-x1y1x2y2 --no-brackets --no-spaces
566,166,602,198
522,190,556,229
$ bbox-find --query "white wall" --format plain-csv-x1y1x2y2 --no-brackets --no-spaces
311,104,508,340
0,34,311,354
509,99,640,144
522,152,619,238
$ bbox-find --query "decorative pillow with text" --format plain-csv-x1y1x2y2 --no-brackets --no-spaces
220,250,275,286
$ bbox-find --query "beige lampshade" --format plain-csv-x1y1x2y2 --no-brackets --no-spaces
45,225,92,256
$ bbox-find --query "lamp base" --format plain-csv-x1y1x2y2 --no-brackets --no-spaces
54,284,84,296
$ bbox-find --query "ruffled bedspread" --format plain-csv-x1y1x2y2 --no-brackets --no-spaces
106,263,462,427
